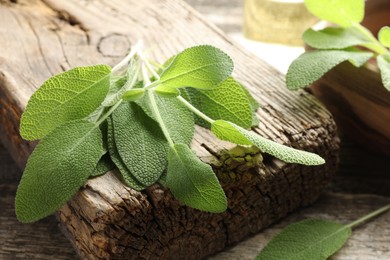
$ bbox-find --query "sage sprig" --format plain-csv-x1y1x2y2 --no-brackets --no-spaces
16,42,325,223
287,0,390,91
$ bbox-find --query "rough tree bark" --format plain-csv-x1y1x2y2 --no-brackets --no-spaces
0,0,339,259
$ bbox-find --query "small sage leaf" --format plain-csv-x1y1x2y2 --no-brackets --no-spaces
159,45,233,89
154,85,180,98
112,102,168,186
256,219,351,260
378,26,390,47
211,120,325,165
304,0,365,28
377,55,390,91
15,120,104,223
122,88,145,101
286,49,373,90
20,65,111,140
166,143,227,213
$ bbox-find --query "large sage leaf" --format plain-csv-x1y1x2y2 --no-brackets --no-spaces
20,65,111,140
286,49,373,90
159,45,233,89
256,219,351,260
183,77,254,128
112,102,168,186
15,120,104,223
166,144,227,213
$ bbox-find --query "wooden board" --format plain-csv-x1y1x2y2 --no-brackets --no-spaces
0,0,339,258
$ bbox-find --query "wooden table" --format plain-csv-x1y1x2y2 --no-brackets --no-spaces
1,0,389,259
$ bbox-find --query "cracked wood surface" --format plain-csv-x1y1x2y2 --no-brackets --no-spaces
0,0,382,259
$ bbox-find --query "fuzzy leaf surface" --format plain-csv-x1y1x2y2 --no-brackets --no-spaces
112,102,168,186
303,27,370,49
378,26,390,47
154,85,180,98
183,77,253,128
122,89,145,101
211,120,325,165
159,45,233,89
166,144,227,213
286,50,373,90
377,55,390,91
20,65,111,140
15,120,104,223
107,116,145,190
304,0,365,28
138,91,195,145
256,219,351,260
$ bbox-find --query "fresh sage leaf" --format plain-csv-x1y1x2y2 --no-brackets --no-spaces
91,153,115,177
107,116,145,190
159,45,233,89
211,120,325,165
122,88,145,101
166,143,227,213
377,55,390,91
138,91,195,145
378,26,390,48
20,65,111,140
303,27,370,50
154,85,180,98
286,49,373,90
256,219,351,260
112,102,168,186
15,120,104,223
182,77,254,129
304,0,365,28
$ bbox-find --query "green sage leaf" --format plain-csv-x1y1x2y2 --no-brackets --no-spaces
20,65,111,140
112,102,168,186
15,120,104,223
154,85,180,98
107,116,145,190
183,77,254,129
303,27,369,50
304,0,365,28
211,120,325,165
377,55,390,91
159,45,233,89
378,26,390,47
286,49,373,90
256,219,351,260
166,143,227,213
122,88,145,101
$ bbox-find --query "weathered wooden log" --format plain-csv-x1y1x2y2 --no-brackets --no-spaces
0,0,339,258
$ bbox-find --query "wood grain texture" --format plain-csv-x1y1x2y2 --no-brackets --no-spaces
0,0,340,259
